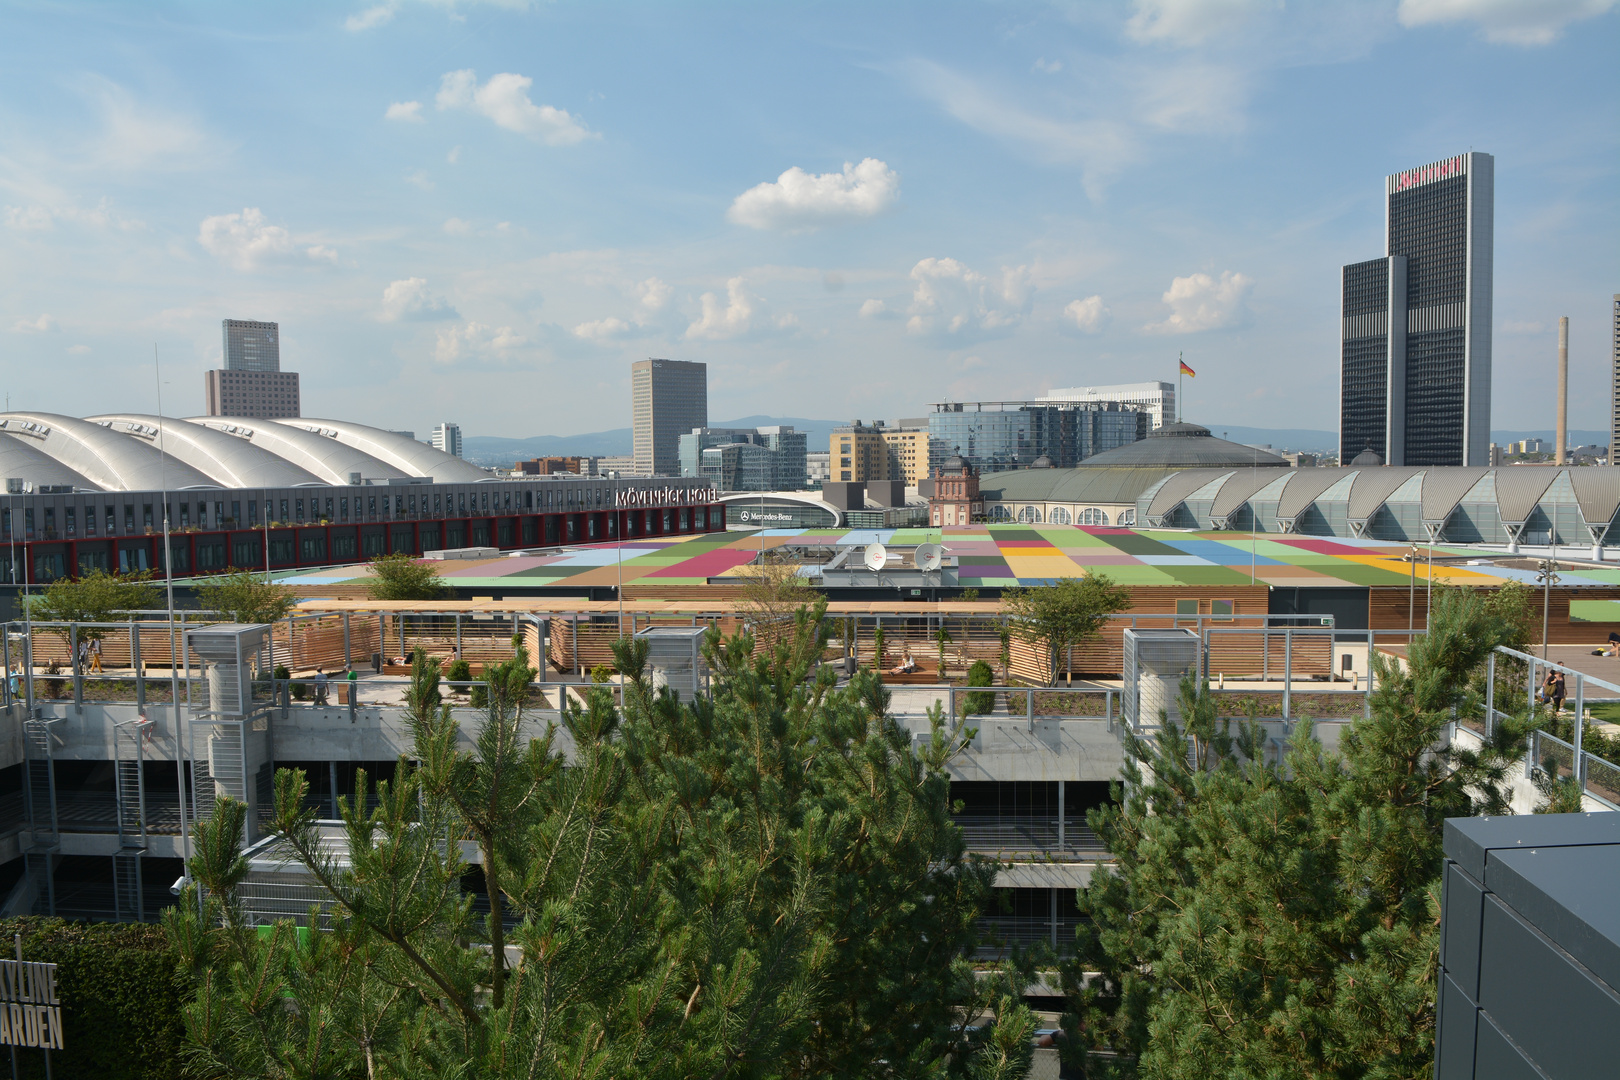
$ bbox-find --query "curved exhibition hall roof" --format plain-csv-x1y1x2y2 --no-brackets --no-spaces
89,414,324,489
0,412,490,493
0,413,218,491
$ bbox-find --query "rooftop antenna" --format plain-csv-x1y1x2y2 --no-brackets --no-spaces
154,345,192,894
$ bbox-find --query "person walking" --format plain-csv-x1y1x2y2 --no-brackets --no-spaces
1550,669,1566,714
314,667,329,706
89,637,102,674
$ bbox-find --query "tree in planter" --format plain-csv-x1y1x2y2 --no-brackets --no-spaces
365,551,446,601
166,602,1022,1078
873,623,887,671
736,555,819,654
195,567,295,625
1062,585,1534,1080
963,659,996,716
935,625,952,678
1003,575,1131,687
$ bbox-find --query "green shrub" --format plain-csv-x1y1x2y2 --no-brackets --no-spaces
0,917,184,1080
590,664,613,684
447,658,472,688
273,664,289,681
470,680,489,709
963,659,996,716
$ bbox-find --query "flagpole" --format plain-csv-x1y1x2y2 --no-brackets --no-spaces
1178,352,1183,423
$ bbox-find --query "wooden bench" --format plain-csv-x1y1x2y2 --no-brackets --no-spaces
879,670,949,686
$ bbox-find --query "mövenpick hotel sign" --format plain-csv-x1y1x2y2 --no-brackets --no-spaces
0,957,64,1049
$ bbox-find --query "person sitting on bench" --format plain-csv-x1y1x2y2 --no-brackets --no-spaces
888,647,917,675
1593,632,1620,657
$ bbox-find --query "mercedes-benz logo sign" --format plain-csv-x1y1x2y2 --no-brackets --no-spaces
740,510,751,521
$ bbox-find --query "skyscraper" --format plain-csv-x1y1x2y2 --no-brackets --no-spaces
431,422,463,459
1339,153,1494,466
206,318,302,419
631,358,707,477
223,319,282,371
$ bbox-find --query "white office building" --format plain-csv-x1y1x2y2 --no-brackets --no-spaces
1037,381,1175,430
431,422,463,459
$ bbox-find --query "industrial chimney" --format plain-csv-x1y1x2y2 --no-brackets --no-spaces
1556,317,1569,465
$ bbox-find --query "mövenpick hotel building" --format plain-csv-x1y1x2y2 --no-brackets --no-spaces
1340,153,1494,467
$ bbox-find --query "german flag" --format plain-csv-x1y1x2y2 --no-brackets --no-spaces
1180,359,1196,377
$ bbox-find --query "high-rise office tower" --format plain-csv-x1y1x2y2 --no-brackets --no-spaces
631,358,707,477
223,319,281,371
1339,153,1494,466
206,318,302,419
431,422,463,459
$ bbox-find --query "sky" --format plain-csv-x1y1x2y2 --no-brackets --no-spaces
0,0,1616,442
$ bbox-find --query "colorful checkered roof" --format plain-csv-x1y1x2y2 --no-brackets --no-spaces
273,525,1620,592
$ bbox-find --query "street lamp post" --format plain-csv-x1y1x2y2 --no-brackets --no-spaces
1538,557,1560,661
1406,543,1419,636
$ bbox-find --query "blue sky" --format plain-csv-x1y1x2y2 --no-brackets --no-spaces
1,0,1615,441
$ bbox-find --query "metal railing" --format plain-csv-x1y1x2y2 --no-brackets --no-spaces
975,915,1083,951
951,815,1107,858
1484,645,1620,811
947,686,1116,725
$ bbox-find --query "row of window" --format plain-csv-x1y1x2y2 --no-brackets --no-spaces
0,483,681,539
4,506,716,583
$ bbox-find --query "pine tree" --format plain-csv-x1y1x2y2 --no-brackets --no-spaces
166,599,1026,1078
1063,585,1533,1080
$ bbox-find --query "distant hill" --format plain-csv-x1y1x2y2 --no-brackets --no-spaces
460,416,844,466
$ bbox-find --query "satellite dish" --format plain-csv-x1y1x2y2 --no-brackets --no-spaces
863,543,888,571
916,543,943,572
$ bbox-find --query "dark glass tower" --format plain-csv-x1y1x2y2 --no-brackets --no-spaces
1339,153,1493,466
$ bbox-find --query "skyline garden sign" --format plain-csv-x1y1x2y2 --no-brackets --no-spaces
0,950,64,1052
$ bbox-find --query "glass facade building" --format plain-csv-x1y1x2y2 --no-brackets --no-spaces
223,319,281,372
632,358,707,477
679,425,808,491
928,401,1147,472
1339,153,1493,467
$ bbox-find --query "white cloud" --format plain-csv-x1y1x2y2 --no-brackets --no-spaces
442,217,472,235
686,278,755,340
1143,270,1253,334
436,69,595,145
447,145,461,164
1033,57,1063,73
84,78,209,172
573,316,633,341
11,314,58,334
66,344,90,354
1063,296,1110,332
1398,0,1615,45
434,321,527,364
2,199,141,233
636,277,672,313
726,158,900,231
346,3,398,31
895,59,1137,199
859,298,890,318
1125,0,1278,45
905,257,1031,336
405,169,435,190
197,208,334,270
380,277,457,321
4,206,54,231
385,100,424,123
